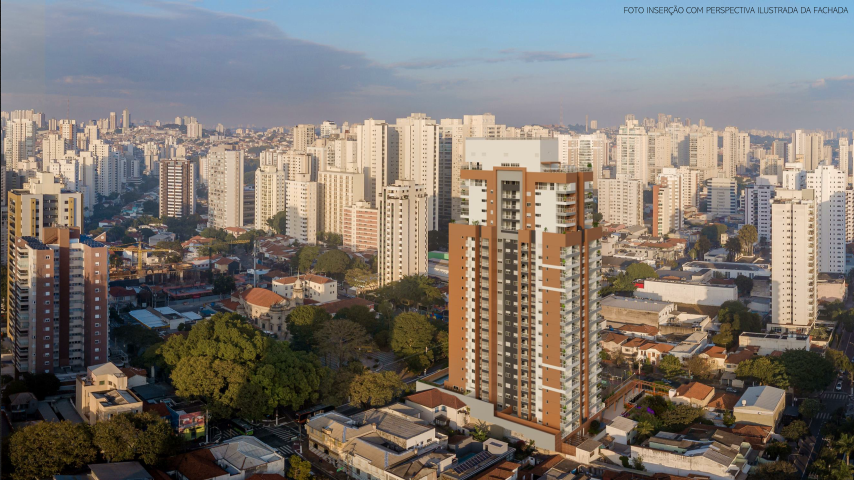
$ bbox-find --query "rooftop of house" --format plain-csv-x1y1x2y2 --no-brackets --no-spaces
601,295,674,313
273,273,336,285
675,382,714,401
406,388,468,410
352,408,434,440
92,389,142,407
735,386,784,411
238,287,287,308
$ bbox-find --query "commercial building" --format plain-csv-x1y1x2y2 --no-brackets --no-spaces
158,159,195,218
805,165,846,273
378,180,428,285
448,137,604,446
770,189,817,333
318,169,365,235
635,278,738,306
9,227,108,374
207,146,244,229
708,178,738,217
342,200,380,252
733,386,785,429
284,173,319,244
598,176,643,226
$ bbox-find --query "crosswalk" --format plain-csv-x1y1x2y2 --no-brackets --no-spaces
257,426,302,458
815,412,835,420
820,392,850,401
220,428,239,440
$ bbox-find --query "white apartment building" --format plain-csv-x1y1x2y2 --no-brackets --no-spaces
616,117,649,185
327,137,359,172
207,147,245,229
770,189,817,333
89,141,122,198
355,119,397,209
840,138,850,179
285,173,319,245
562,132,609,190
598,175,643,226
5,119,35,169
760,155,784,185
318,169,365,235
187,122,203,139
159,159,196,219
652,182,678,237
667,122,689,166
292,124,316,153
659,166,700,209
261,150,314,181
804,165,846,273
744,178,775,242
254,163,287,231
43,134,66,163
687,128,717,181
847,188,854,244
319,121,338,138
379,180,428,286
395,113,440,231
648,130,673,180
708,178,737,217
792,130,824,170
782,162,806,190
721,126,749,179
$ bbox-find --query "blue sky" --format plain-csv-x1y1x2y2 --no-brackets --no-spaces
1,0,851,129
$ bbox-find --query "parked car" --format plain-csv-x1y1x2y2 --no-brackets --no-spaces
837,381,843,391
726,387,738,393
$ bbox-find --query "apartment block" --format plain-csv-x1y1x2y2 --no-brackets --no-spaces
292,124,316,153
562,132,608,190
318,169,365,235
721,126,749,179
285,173,319,245
804,165,846,273
207,146,244,229
342,200,379,252
597,176,643,226
770,189,817,333
744,179,775,243
355,119,398,209
395,113,441,231
76,362,143,425
378,180,428,285
9,227,108,374
652,183,677,237
616,116,649,184
158,159,195,218
254,164,287,230
449,138,604,447
708,178,737,217
647,130,672,180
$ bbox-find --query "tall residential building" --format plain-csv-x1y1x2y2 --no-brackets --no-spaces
43,134,67,163
744,178,775,242
666,122,689,166
254,164,287,231
804,165,846,273
564,132,609,190
355,119,397,209
792,130,824,170
760,155,784,185
122,109,130,130
597,175,643,226
6,119,35,168
708,178,737,217
318,170,365,235
782,162,806,190
60,121,76,150
615,116,649,184
647,130,672,180
243,185,255,228
721,126,749,178
187,122,203,139
658,166,700,209
342,200,379,251
772,140,788,162
687,128,717,180
449,137,603,444
207,147,245,229
653,168,697,236
159,159,196,219
770,189,817,333
840,138,850,179
394,113,441,231
292,124,316,153
89,140,121,198
285,173,319,244
378,180,427,285
8,228,108,373
847,188,854,244
319,121,338,138
109,112,117,131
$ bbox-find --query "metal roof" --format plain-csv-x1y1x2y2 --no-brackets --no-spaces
735,386,784,411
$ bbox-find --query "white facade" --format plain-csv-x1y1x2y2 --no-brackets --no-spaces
770,189,817,333
319,121,338,138
721,126,749,179
207,147,245,229
292,124,316,153
708,178,737,217
616,117,649,185
395,113,440,231
635,280,738,306
560,132,609,189
43,134,66,163
760,155,784,185
285,173,319,244
647,130,673,180
254,164,287,230
688,128,717,180
840,138,850,180
744,179,775,242
804,165,846,273
187,122,203,139
379,180,428,286
6,119,35,169
318,169,365,235
598,176,643,226
355,119,397,209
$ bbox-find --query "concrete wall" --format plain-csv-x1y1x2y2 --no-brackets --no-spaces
636,280,737,306
628,445,741,480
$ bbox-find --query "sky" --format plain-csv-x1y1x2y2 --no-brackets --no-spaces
1,0,851,130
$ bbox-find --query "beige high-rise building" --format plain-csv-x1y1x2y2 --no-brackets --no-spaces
187,122,203,139
667,122,690,166
597,175,643,226
285,173,319,244
770,189,817,333
760,155,784,184
122,109,130,130
562,132,608,190
318,170,365,235
109,112,117,131
59,121,76,150
652,182,677,236
378,180,427,286
6,119,35,169
207,146,244,229
839,138,850,179
292,124,316,153
792,130,824,170
688,128,717,180
616,116,649,184
355,119,398,209
394,113,440,231
254,164,287,231
319,121,338,138
647,130,672,180
43,134,67,163
721,126,749,178
804,165,846,273
260,150,314,181
342,200,379,252
708,177,738,217
159,159,196,218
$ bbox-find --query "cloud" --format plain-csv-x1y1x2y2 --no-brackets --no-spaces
514,51,592,62
388,50,591,70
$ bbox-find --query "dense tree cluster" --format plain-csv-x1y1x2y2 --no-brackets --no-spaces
736,349,834,392
600,263,658,296
711,301,762,348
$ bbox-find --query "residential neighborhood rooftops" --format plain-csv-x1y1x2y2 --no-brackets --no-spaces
352,409,433,439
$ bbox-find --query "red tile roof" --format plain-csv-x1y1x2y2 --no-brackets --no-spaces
110,286,137,297
707,392,739,411
701,345,727,359
675,382,714,401
120,366,147,378
274,274,336,285
406,388,467,409
143,401,171,418
619,324,659,335
319,297,374,314
167,450,227,480
239,287,286,308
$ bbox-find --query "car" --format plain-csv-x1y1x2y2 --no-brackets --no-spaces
837,381,843,391
726,387,738,393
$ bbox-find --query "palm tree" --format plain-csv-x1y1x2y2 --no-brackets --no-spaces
837,433,854,465
636,421,654,438
725,237,742,261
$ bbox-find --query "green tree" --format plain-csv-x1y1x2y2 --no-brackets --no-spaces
826,349,854,376
315,249,352,277
292,246,322,273
288,454,313,480
267,211,288,234
335,305,380,333
658,354,683,379
286,306,332,351
471,421,490,442
734,275,753,297
695,236,712,259
781,349,835,392
735,356,789,388
625,263,659,281
314,319,373,367
93,414,137,462
737,224,759,255
684,355,714,380
701,224,727,246
349,371,407,407
143,200,158,216
391,313,437,364
723,411,736,427
836,432,854,465
751,460,798,480
781,420,809,441
636,420,655,438
799,398,821,419
345,268,379,295
660,404,705,432
212,275,236,295
9,421,97,480
725,237,742,261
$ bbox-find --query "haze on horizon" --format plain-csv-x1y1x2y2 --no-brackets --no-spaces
1,0,851,130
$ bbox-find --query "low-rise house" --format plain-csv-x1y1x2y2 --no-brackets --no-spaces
637,342,673,365
109,286,138,307
733,386,785,430
698,346,727,372
8,392,38,421
738,332,809,356
54,461,154,480
405,388,469,430
669,332,709,360
605,417,637,445
670,382,715,408
166,436,284,480
616,324,658,340
76,362,144,424
600,332,629,354
723,347,757,373
622,429,752,480
272,274,338,304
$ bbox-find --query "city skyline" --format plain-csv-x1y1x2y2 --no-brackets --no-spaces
1,0,851,130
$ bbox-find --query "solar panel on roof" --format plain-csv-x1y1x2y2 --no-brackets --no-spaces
452,451,492,474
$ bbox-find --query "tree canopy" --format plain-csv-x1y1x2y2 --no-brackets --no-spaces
315,249,352,277
286,305,332,351
314,319,373,368
658,355,683,379
391,313,437,371
9,421,97,480
736,349,834,392
349,371,407,407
